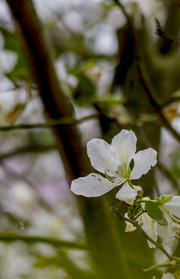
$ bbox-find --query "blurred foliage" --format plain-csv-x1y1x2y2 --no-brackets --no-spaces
170,151,180,178
0,27,30,83
0,0,180,278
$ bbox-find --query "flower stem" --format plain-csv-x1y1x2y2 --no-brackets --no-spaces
143,261,179,272
111,205,173,261
123,216,173,261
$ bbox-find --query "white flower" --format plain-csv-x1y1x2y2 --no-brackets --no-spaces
125,211,157,248
71,130,157,204
157,196,180,244
139,196,180,245
161,273,175,279
137,212,158,248
125,220,137,232
124,212,137,232
116,183,142,206
161,196,180,221
153,274,175,279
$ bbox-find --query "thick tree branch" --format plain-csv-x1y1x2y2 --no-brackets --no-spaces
5,0,89,180
5,1,130,278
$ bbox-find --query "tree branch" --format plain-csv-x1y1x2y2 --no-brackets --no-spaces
0,114,99,132
0,144,57,161
0,234,87,250
160,96,180,107
123,216,172,261
114,0,180,143
155,18,180,46
111,205,173,261
5,0,90,180
5,1,130,278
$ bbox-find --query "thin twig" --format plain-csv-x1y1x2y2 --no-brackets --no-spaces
122,215,172,261
0,144,57,161
143,261,180,272
155,18,180,46
160,96,180,107
114,0,180,143
0,234,87,250
111,204,173,260
0,85,38,93
0,114,99,132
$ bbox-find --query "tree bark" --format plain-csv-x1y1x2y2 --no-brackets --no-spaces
5,1,130,278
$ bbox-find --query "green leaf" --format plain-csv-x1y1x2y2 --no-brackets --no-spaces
69,68,96,106
156,195,173,205
75,73,95,102
0,27,30,82
0,27,20,52
145,201,168,226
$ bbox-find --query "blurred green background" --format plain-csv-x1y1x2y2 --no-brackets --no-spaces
0,0,180,278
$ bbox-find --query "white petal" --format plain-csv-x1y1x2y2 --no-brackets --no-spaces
137,213,157,248
71,173,120,197
87,138,119,177
133,185,143,193
115,182,138,205
111,130,137,168
130,148,157,180
124,212,136,232
163,196,180,218
147,241,156,249
156,222,172,244
125,221,137,232
162,273,175,279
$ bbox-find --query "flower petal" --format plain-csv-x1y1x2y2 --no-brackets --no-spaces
124,213,137,232
163,196,180,218
87,138,119,177
125,221,137,232
111,130,137,168
137,213,157,248
162,273,175,279
115,182,138,205
130,148,157,180
71,173,120,197
156,214,173,244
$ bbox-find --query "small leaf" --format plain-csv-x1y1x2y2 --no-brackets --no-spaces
5,103,26,124
156,195,173,205
70,70,96,106
0,27,30,82
145,201,168,226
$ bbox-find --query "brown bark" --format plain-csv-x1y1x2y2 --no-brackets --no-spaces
5,1,130,278
6,0,89,181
